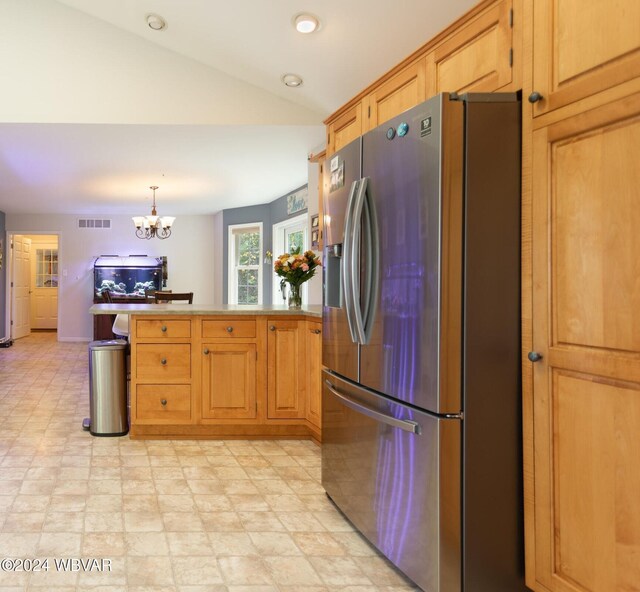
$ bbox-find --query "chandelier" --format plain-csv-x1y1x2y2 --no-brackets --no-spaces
132,186,175,240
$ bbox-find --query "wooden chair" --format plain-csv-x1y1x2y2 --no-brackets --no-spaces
155,291,193,304
144,289,171,302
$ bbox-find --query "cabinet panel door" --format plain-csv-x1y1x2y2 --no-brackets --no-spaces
267,320,305,419
202,343,257,419
427,0,512,96
327,103,363,155
531,94,640,591
531,0,640,116
306,321,322,428
366,58,426,130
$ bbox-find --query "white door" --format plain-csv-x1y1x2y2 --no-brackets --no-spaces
30,244,58,329
12,236,32,339
272,214,308,305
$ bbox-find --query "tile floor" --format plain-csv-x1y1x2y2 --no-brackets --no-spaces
0,333,418,592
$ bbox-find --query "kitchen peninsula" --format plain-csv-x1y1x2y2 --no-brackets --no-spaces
90,304,322,441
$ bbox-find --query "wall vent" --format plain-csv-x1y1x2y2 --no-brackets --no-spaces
78,218,111,229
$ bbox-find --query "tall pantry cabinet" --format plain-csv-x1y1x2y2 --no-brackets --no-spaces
321,0,640,590
524,1,640,590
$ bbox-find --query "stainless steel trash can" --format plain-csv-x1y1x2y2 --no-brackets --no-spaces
86,339,128,436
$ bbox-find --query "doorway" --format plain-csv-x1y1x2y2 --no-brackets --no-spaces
272,214,308,305
10,234,59,339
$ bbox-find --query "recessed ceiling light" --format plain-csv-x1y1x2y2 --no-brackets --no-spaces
293,13,320,34
146,13,167,31
282,73,303,88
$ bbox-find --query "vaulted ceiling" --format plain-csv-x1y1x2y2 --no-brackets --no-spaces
0,0,476,216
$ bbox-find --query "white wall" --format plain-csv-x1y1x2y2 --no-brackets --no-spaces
6,214,215,341
306,161,323,305
0,0,320,125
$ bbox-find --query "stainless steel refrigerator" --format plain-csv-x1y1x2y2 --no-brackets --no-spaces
321,93,526,592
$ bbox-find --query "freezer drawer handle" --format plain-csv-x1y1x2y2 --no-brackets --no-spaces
325,380,421,435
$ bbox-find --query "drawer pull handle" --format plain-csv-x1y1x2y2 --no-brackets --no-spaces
269,325,276,331
528,91,543,104
204,348,210,355
161,358,167,365
160,399,167,406
226,326,233,333
527,351,543,362
313,329,321,334
161,325,167,332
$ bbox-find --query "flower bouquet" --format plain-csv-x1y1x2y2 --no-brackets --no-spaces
274,247,321,309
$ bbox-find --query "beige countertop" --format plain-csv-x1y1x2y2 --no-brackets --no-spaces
89,303,322,318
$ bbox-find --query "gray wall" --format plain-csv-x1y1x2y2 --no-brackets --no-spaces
0,210,5,340
222,185,307,305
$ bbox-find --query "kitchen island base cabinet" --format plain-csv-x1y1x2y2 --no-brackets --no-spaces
128,313,322,441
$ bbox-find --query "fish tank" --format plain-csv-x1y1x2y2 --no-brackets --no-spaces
94,255,164,298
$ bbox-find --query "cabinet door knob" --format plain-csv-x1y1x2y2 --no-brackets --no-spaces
527,351,543,362
528,91,543,103
161,358,167,365
161,325,167,332
160,399,167,406
203,348,209,355
269,325,276,331
226,326,233,333
313,329,321,334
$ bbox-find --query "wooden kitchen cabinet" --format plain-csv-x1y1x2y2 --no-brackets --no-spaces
200,317,258,420
364,58,427,131
126,312,323,439
326,102,363,156
267,319,306,419
426,0,513,96
201,342,257,420
130,317,194,427
306,320,322,429
529,0,640,117
529,93,640,592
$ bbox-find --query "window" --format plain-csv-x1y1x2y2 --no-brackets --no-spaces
272,214,308,305
36,249,58,287
228,223,262,305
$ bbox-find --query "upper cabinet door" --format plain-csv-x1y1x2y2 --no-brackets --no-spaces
364,58,427,131
530,0,640,116
426,0,513,97
327,103,363,156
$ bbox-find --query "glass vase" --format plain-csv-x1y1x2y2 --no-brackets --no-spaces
288,283,302,310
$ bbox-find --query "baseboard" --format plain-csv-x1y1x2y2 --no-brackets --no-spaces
57,337,92,343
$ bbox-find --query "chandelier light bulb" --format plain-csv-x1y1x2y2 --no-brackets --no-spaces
132,186,175,240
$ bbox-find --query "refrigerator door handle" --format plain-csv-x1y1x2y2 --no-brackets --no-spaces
361,178,379,343
325,379,422,434
341,180,360,343
350,178,368,344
